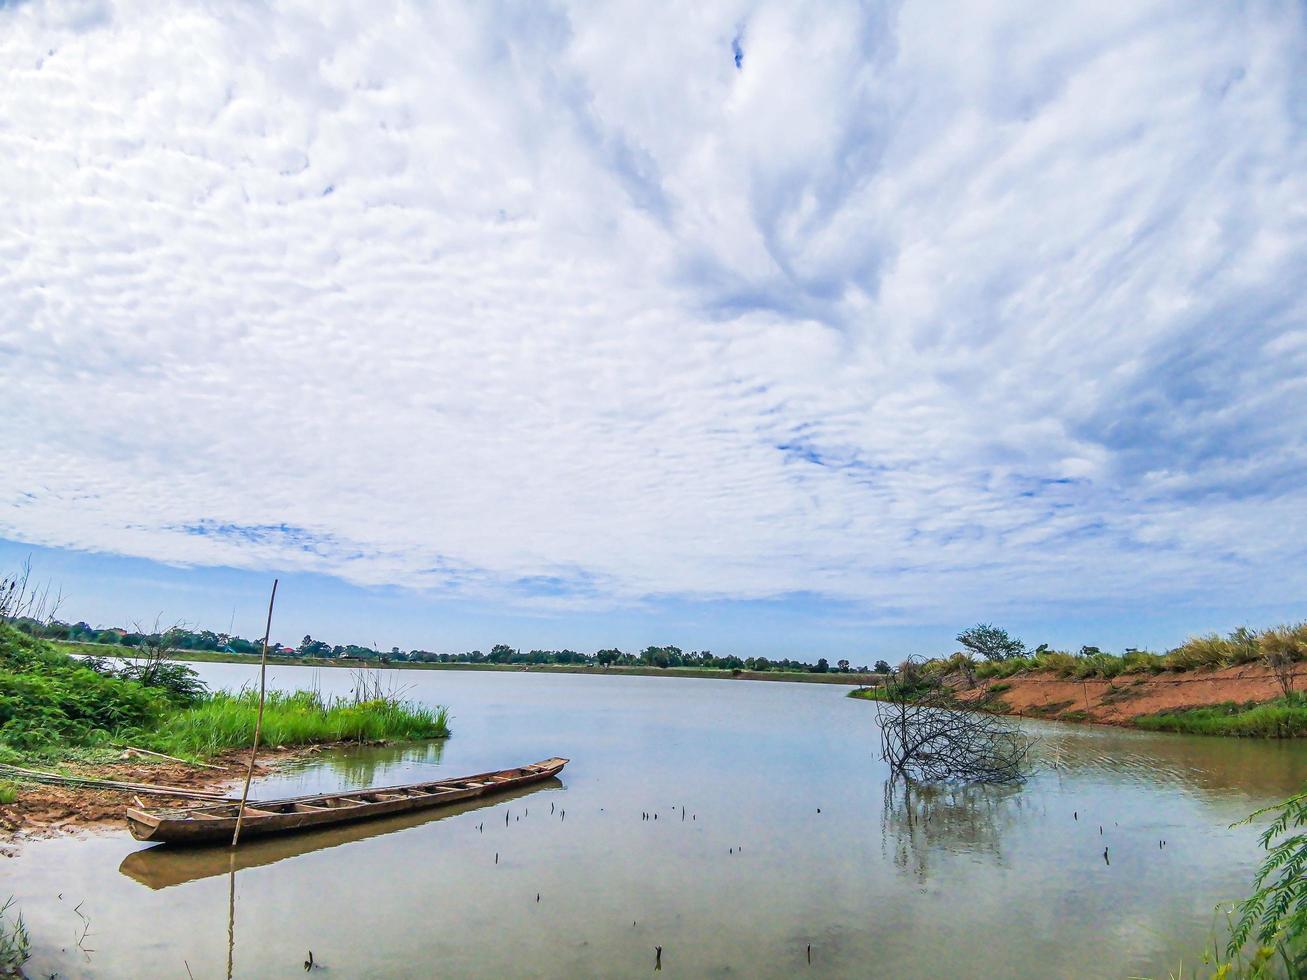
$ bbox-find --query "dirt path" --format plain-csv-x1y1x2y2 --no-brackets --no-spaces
952,663,1303,726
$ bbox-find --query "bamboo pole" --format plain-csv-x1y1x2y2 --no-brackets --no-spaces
232,579,277,847
0,764,230,800
120,746,226,770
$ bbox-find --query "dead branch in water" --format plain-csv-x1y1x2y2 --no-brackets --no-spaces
875,656,1031,784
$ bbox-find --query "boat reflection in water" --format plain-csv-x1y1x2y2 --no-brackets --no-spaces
119,776,564,890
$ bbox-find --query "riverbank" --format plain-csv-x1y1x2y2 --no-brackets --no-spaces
0,747,285,849
0,624,451,844
850,662,1307,736
54,641,879,686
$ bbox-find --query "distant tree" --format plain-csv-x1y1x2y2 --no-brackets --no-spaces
488,643,516,663
837,659,851,672
956,624,1026,662
874,659,891,674
297,634,332,658
595,648,621,667
813,658,829,673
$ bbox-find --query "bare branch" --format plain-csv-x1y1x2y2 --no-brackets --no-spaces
875,656,1032,784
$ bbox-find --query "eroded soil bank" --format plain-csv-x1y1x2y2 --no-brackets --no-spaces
951,663,1302,725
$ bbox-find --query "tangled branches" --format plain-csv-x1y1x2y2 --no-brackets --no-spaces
875,657,1031,784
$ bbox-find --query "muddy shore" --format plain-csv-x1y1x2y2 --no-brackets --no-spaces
0,745,332,851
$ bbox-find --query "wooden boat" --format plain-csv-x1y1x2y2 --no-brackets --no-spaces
125,757,568,845
120,776,564,887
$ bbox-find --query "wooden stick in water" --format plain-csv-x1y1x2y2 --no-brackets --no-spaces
232,578,277,847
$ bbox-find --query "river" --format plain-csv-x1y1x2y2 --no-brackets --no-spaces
8,662,1307,978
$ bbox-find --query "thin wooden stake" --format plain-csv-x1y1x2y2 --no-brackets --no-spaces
232,579,277,847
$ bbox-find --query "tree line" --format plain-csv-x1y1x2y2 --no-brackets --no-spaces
10,618,874,674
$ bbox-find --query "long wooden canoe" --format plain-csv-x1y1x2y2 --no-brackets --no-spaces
125,757,568,845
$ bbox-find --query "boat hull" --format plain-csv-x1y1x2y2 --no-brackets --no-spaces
126,757,568,845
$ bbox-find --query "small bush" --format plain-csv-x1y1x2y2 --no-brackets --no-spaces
114,660,208,706
0,781,16,805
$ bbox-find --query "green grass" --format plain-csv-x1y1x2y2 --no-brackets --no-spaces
1,624,167,750
1134,694,1307,738
139,689,450,757
0,896,30,977
1,624,450,765
0,781,16,805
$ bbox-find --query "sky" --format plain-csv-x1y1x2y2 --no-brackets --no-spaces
1,0,1305,661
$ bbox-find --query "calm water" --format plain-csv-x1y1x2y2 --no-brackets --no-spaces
9,663,1307,978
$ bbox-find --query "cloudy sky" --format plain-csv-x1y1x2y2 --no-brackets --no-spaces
1,0,1304,659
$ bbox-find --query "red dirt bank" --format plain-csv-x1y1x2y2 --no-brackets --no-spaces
952,663,1304,726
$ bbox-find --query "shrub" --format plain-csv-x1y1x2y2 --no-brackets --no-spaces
114,660,208,706
0,625,167,750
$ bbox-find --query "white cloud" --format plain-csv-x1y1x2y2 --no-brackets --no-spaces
1,0,1304,619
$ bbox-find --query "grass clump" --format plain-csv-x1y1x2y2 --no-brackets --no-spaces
142,688,450,758
1134,694,1307,738
0,781,16,805
0,896,30,978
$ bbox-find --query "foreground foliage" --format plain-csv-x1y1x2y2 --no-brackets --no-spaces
1224,790,1307,976
0,897,29,979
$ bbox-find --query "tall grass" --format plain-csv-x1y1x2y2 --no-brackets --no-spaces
140,688,451,757
0,896,30,977
962,622,1307,682
1134,694,1307,738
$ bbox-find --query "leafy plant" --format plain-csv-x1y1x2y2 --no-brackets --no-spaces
1226,790,1307,973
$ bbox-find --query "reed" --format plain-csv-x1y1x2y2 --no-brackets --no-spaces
0,896,30,977
141,688,451,757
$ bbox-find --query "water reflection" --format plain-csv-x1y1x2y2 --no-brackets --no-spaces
120,777,563,889
880,779,1030,882
269,742,444,789
1031,722,1307,801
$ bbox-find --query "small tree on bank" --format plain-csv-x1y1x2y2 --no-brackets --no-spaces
956,624,1026,662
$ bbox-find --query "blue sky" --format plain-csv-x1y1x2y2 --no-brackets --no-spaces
1,1,1305,661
